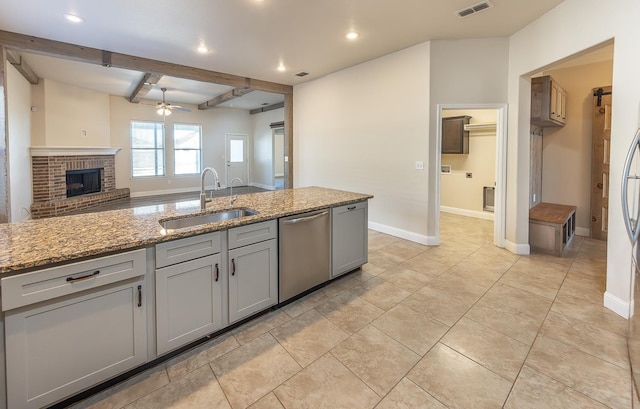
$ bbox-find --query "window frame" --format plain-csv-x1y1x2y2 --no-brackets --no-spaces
130,120,166,178
173,122,203,176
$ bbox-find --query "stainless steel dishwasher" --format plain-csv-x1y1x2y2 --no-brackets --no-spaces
279,208,330,302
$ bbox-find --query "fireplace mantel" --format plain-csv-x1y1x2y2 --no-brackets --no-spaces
30,146,121,157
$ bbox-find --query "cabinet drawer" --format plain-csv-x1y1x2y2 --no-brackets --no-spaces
156,232,221,268
228,220,277,249
1,249,146,311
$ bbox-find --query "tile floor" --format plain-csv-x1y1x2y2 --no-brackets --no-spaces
70,213,631,409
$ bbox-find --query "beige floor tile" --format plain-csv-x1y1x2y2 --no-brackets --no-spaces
558,271,606,303
165,333,239,382
401,287,473,326
371,304,449,356
377,267,433,292
417,247,468,266
424,272,490,304
314,290,384,334
400,255,451,278
367,249,406,270
465,298,544,345
331,325,420,395
540,311,629,369
551,293,628,336
445,260,506,288
350,276,412,310
280,290,329,318
232,310,291,345
441,317,529,381
481,283,553,321
374,378,446,409
72,366,170,409
526,335,631,408
499,267,565,300
124,365,229,409
247,393,284,409
570,259,608,277
321,274,362,298
504,365,609,409
270,309,349,367
210,333,301,408
368,231,401,251
347,265,380,282
408,343,512,409
359,262,387,277
274,354,380,409
378,240,428,260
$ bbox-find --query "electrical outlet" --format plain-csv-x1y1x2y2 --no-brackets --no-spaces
466,172,472,178
415,161,424,170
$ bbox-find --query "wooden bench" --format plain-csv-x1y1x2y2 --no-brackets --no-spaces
529,202,576,256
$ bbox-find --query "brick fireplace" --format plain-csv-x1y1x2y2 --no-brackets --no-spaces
30,147,130,218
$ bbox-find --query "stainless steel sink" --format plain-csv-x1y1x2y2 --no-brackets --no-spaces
160,208,258,230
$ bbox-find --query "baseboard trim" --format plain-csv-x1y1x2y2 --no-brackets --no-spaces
368,221,433,245
130,187,199,198
440,206,494,221
603,291,630,319
504,240,530,255
575,227,590,237
250,182,275,190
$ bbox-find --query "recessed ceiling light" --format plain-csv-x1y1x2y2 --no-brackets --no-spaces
197,44,209,54
346,31,359,40
277,64,286,72
63,13,84,23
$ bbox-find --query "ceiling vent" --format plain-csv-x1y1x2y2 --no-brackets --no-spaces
456,1,493,18
295,72,309,77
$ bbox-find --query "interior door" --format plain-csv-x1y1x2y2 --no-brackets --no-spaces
225,134,248,187
590,86,612,240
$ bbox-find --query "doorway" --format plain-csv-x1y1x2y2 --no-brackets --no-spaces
436,103,508,248
225,133,248,187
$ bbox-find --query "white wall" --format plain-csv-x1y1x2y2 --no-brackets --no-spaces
250,108,284,189
540,61,613,235
6,63,32,221
110,96,252,196
294,42,432,243
441,109,497,218
508,0,640,317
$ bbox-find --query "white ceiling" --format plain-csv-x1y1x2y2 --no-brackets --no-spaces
1,0,569,109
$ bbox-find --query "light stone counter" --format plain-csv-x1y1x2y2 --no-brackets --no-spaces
0,187,372,274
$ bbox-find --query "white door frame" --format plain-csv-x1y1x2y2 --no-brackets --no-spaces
225,133,249,187
435,103,508,248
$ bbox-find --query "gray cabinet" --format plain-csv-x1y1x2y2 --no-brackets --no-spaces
2,250,147,409
531,75,567,127
155,232,223,355
228,221,278,323
332,201,368,278
442,116,471,154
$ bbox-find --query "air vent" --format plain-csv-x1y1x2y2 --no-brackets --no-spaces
295,72,309,77
456,1,493,18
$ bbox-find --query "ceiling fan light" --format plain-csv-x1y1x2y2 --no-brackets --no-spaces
157,107,171,116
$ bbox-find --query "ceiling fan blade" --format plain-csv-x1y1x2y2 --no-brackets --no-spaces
173,106,192,112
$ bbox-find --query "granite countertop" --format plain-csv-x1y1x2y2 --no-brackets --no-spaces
0,187,372,275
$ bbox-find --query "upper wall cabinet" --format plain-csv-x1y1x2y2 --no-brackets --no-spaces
442,115,471,154
531,75,567,127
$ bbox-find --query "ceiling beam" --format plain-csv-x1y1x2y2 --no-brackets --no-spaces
250,101,285,115
5,49,39,84
198,87,254,110
128,72,163,103
0,30,293,95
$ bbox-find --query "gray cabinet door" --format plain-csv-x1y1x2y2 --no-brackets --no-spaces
332,201,368,277
5,278,147,409
228,239,277,323
155,254,223,355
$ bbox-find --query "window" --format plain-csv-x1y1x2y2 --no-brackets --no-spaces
131,121,165,177
174,124,202,175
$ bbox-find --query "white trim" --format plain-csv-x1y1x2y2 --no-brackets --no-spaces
30,146,121,156
250,182,276,190
575,227,591,237
368,221,435,245
129,187,200,198
603,291,630,319
504,240,530,255
440,206,494,221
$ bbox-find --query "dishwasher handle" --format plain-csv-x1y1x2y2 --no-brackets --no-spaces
282,210,329,224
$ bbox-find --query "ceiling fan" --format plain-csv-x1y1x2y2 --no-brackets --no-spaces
152,88,192,116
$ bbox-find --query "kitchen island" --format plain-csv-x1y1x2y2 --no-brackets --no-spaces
0,186,372,409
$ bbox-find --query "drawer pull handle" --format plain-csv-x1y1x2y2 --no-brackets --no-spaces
231,258,236,276
215,263,219,282
347,206,356,210
66,270,100,282
138,285,142,307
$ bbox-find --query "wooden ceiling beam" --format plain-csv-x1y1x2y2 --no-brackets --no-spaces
128,72,163,103
5,49,39,84
198,87,254,110
250,101,285,115
0,30,293,95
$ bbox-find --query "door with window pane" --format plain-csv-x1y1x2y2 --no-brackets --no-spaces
225,134,248,186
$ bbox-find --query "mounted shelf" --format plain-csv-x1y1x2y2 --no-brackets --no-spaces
464,122,497,133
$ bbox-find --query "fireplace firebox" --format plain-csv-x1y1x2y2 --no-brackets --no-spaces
66,168,102,197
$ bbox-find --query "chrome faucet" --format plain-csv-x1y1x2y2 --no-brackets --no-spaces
200,167,220,210
229,177,243,206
